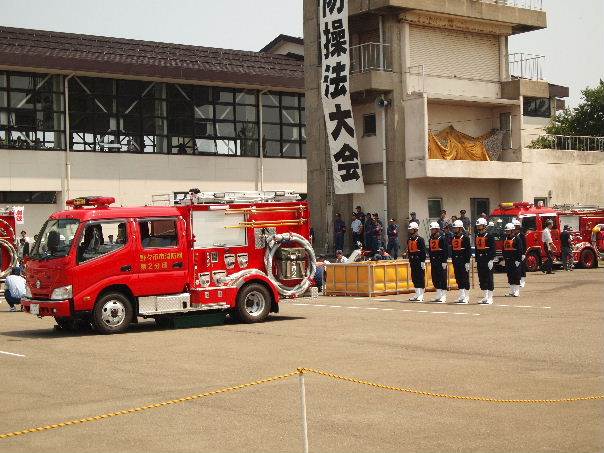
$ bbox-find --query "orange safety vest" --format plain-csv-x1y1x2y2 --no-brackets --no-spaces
452,237,465,251
504,239,516,251
475,236,488,250
429,238,442,252
408,239,419,253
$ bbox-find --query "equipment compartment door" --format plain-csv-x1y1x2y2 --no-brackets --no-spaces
135,217,188,296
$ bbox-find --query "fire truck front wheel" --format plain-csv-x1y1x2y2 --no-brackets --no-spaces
234,283,271,323
92,293,133,334
580,249,597,269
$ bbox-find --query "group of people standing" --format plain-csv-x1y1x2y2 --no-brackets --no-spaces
406,217,527,304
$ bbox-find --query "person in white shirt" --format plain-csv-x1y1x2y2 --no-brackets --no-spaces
351,214,363,248
4,267,26,312
541,220,555,274
334,250,349,264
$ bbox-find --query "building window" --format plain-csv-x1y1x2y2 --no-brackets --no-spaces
428,198,442,219
534,197,548,207
523,97,551,118
0,191,57,204
363,113,376,136
0,72,65,150
499,112,512,149
261,92,306,158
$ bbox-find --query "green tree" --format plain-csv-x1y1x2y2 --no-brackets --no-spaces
546,80,604,136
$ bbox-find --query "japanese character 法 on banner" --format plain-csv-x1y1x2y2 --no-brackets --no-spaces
320,0,365,194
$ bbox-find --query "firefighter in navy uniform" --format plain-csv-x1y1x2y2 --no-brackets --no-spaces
451,220,472,304
503,222,523,297
406,222,426,303
513,218,527,288
428,222,450,303
474,217,495,304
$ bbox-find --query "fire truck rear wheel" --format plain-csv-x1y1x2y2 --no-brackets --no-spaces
580,249,596,269
235,283,271,323
92,293,133,334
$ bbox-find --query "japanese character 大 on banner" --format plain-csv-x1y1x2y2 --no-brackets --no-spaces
320,0,365,194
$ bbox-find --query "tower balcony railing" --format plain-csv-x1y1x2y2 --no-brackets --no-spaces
478,0,543,10
350,43,392,74
508,53,545,81
529,135,604,152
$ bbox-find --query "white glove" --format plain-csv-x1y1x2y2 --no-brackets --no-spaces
521,255,526,262
421,262,426,270
465,262,470,272
488,260,494,270
515,261,520,267
442,262,447,270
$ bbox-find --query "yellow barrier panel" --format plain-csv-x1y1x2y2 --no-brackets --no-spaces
325,260,473,297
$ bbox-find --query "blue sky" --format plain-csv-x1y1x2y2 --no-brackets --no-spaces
3,0,602,106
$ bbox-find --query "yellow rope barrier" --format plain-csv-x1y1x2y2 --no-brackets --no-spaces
1,367,602,441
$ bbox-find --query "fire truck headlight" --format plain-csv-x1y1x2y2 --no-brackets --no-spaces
50,285,72,301
25,284,32,299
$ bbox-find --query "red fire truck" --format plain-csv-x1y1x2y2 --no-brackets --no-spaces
0,208,18,279
21,191,316,334
490,202,603,272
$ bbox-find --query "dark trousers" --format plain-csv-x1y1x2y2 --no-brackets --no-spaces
4,290,21,308
562,246,573,270
352,232,362,248
542,246,554,273
452,260,470,290
335,234,344,252
505,259,521,285
365,236,377,253
476,259,494,291
387,240,399,259
409,260,425,289
315,267,325,291
430,259,448,290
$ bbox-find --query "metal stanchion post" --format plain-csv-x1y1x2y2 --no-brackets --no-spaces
298,371,309,453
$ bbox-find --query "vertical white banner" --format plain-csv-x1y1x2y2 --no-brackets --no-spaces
320,0,365,194
14,207,25,225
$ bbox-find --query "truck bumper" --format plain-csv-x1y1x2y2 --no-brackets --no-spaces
21,298,71,318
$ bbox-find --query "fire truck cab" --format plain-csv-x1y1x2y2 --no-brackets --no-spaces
21,192,316,334
490,202,601,272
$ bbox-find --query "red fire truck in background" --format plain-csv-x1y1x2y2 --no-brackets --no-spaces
0,208,18,279
21,191,316,334
490,202,604,272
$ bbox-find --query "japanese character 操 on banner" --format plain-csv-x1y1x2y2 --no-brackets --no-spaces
320,0,365,194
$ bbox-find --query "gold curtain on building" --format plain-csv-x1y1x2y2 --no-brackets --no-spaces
428,126,493,161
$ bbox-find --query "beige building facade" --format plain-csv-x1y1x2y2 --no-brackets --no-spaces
305,0,604,251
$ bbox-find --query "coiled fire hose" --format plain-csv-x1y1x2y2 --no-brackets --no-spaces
0,218,18,278
264,232,317,297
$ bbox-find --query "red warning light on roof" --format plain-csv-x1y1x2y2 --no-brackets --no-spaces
66,196,115,209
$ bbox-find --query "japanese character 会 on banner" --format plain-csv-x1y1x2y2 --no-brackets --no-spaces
320,0,365,194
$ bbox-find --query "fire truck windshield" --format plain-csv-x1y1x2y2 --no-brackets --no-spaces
489,215,514,240
30,219,80,260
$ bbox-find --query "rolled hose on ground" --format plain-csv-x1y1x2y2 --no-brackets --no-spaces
264,232,317,297
0,238,18,279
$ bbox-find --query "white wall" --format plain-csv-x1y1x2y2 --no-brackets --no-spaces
0,149,307,233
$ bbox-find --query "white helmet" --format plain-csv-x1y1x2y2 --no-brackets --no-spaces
505,222,515,231
476,218,488,227
512,218,521,226
429,221,440,230
488,221,495,227
452,220,464,228
408,222,419,230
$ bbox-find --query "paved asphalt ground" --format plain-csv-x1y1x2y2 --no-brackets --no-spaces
0,268,602,453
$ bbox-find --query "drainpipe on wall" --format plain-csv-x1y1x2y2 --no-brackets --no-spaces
63,73,75,207
378,15,384,69
258,90,269,192
377,96,391,224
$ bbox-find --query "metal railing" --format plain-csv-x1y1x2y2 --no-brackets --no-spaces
508,53,545,80
530,135,604,152
478,0,543,10
350,43,392,74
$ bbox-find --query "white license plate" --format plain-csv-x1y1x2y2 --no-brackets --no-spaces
29,304,39,315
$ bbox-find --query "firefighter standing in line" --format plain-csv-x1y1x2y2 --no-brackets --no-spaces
451,220,472,304
407,222,426,303
474,217,495,304
503,222,523,297
513,218,527,288
428,222,450,303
